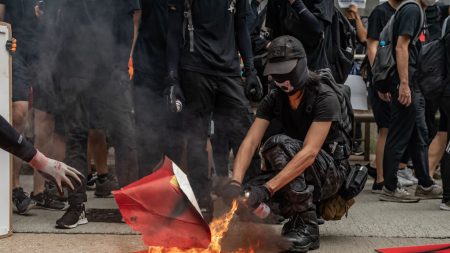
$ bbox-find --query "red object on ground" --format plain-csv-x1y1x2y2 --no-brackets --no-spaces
376,243,450,253
114,157,211,249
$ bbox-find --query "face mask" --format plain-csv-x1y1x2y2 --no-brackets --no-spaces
273,80,296,95
422,0,437,6
270,60,308,95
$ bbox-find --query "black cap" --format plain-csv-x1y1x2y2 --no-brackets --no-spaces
263,36,307,76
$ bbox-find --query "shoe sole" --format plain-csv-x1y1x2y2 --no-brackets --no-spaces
415,194,443,200
283,240,320,253
15,202,37,215
379,195,420,203
352,152,364,156
371,189,383,194
440,205,450,211
95,193,113,198
35,204,69,211
56,217,88,229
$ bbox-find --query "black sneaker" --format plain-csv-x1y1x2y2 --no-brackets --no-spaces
95,174,119,198
371,181,384,194
56,203,88,229
352,142,364,156
86,172,98,191
45,182,68,202
31,190,67,211
12,187,36,215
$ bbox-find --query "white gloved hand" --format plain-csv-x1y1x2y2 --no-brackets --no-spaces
29,151,84,195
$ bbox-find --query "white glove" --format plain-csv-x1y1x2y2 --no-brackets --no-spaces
29,151,83,195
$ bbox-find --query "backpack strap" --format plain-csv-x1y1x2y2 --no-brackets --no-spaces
442,16,450,38
183,0,194,52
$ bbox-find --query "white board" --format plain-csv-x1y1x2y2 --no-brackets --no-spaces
0,22,12,238
338,0,366,9
345,75,368,111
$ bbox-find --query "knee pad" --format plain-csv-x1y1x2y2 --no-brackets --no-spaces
260,135,303,171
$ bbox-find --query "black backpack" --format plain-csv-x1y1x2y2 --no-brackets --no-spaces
372,1,424,93
316,69,354,155
329,8,357,84
415,16,450,100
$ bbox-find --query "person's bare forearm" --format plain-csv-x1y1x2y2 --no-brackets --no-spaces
232,118,269,183
367,39,378,66
264,146,317,192
231,138,260,183
396,43,409,86
355,15,367,43
0,4,5,21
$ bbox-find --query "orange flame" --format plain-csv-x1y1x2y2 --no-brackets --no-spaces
128,57,134,80
148,201,254,253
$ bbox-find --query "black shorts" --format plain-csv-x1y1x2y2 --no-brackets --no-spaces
368,84,391,129
33,74,66,135
12,47,37,102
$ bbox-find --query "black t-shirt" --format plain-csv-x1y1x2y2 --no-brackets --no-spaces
392,4,422,84
256,83,341,155
179,0,250,77
133,0,167,76
2,0,39,47
57,0,139,78
367,2,396,41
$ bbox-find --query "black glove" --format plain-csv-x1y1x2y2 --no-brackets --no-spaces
243,185,271,209
6,38,17,55
221,180,242,206
164,71,185,112
244,69,263,102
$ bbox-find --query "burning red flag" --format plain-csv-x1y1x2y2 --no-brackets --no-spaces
113,157,211,249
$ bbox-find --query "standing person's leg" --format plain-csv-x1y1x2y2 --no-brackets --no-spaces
429,109,448,177
11,48,35,214
133,72,167,177
380,90,419,202
215,76,260,183
408,92,439,198
103,71,138,187
439,98,450,210
367,84,390,193
180,70,215,223
32,108,67,210
56,77,90,229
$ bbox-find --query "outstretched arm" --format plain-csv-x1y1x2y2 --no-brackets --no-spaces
0,115,82,193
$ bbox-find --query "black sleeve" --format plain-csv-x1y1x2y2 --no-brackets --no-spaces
166,0,185,78
289,0,323,38
367,8,384,40
396,5,421,39
0,115,37,162
256,90,278,121
312,88,340,122
236,0,255,71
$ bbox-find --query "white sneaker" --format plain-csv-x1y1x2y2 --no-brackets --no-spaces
397,173,414,187
398,168,418,184
440,201,450,211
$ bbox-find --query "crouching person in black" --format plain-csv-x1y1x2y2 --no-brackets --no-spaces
221,36,352,252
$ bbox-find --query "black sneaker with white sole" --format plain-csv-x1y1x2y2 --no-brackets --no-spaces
56,203,88,229
12,187,36,215
31,190,67,211
86,172,98,191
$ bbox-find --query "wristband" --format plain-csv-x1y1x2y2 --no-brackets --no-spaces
230,180,242,186
263,183,275,197
29,151,49,171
